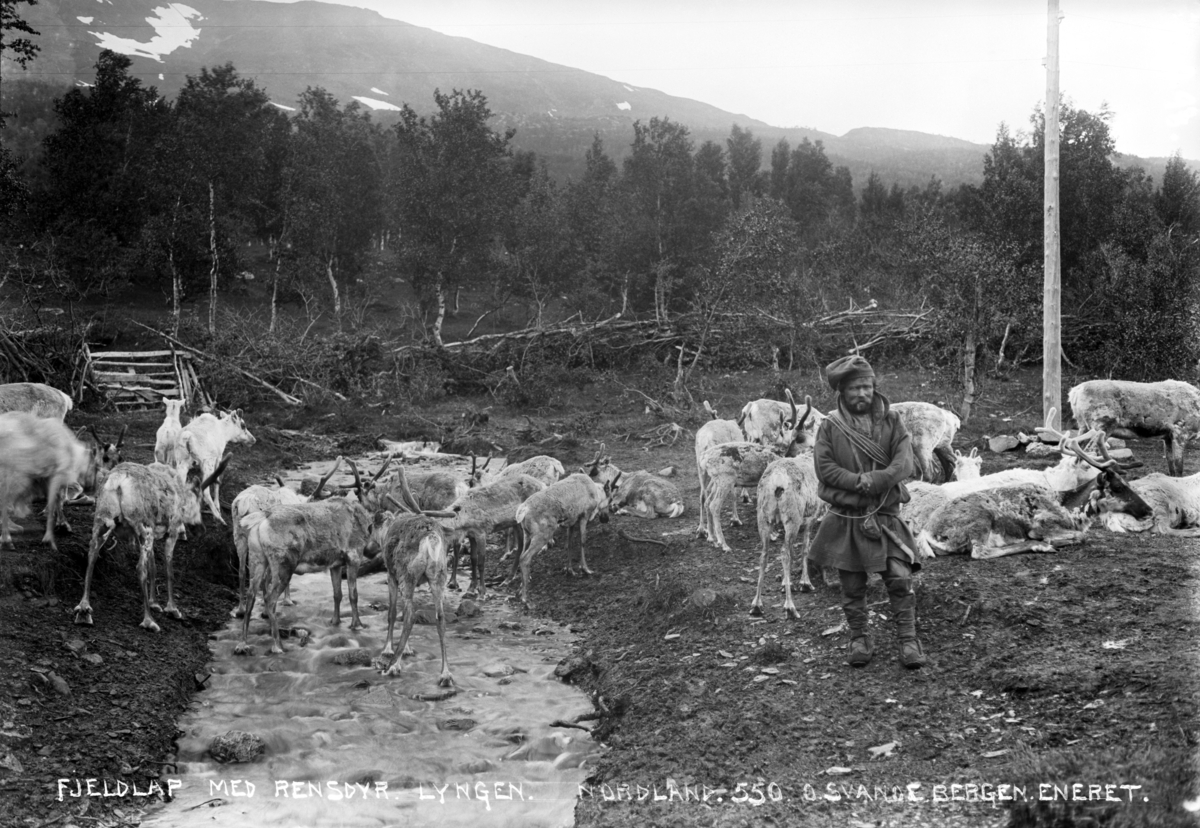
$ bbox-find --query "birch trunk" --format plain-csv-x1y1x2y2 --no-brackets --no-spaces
961,328,977,422
431,273,446,348
207,182,218,334
326,255,341,327
270,246,282,334
170,246,181,336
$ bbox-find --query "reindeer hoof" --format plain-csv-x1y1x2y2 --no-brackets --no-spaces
749,605,763,618
438,674,454,688
165,607,183,620
269,645,285,655
799,583,814,593
233,642,253,656
730,518,743,527
73,610,93,626
785,607,801,621
140,618,161,633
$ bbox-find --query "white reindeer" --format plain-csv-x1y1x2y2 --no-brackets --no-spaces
0,413,91,550
153,399,185,465
174,410,256,523
73,456,230,630
0,382,73,420
892,401,961,482
509,470,621,610
752,453,826,619
953,448,982,480
1069,379,1200,476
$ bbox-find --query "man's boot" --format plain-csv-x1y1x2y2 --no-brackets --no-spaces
840,571,873,667
888,578,925,669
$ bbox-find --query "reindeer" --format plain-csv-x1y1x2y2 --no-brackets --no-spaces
915,482,1091,560
440,473,547,599
1069,379,1200,476
229,458,343,619
611,470,685,519
952,447,982,481
235,485,374,656
892,401,961,482
695,401,745,533
0,413,95,550
752,453,827,619
73,455,231,630
174,410,256,523
0,382,73,420
365,469,458,686
739,389,826,454
153,399,185,466
509,470,622,610
495,455,565,488
699,396,816,552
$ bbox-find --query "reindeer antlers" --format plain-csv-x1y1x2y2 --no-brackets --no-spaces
311,456,343,500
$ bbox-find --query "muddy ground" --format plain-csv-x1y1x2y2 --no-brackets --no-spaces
0,366,1197,828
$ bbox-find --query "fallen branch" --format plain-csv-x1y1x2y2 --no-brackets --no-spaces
131,321,302,406
618,528,668,547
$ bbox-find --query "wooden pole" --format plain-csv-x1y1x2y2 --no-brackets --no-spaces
1043,0,1062,429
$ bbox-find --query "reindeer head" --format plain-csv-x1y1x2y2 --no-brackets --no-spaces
953,447,982,481
162,398,184,422
78,424,127,494
591,470,623,524
584,444,621,488
347,455,393,511
466,453,493,489
1065,439,1154,520
781,391,820,456
220,409,256,447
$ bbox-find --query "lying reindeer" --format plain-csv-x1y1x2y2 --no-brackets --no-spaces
366,469,458,686
73,455,230,630
611,470,685,519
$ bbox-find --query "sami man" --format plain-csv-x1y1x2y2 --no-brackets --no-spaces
808,355,926,669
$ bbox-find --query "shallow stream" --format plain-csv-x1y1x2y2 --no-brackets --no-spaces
141,454,601,828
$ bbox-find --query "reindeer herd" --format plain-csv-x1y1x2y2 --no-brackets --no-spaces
1,374,1199,686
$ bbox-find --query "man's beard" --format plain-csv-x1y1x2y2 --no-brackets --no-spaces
845,396,871,415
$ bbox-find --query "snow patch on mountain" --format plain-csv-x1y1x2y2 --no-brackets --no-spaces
89,4,202,63
616,101,631,111
352,96,402,111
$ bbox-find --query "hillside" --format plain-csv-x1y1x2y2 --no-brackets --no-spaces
4,0,1191,190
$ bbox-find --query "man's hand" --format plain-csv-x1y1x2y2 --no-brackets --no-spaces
855,475,873,494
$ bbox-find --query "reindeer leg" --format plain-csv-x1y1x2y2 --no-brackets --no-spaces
232,533,248,619
162,528,183,619
235,554,264,656
138,529,161,632
378,561,401,664
706,483,733,553
432,568,453,687
750,520,771,617
73,520,109,625
280,585,296,607
347,559,365,630
41,478,62,549
577,519,594,576
265,565,288,654
385,578,418,677
969,539,1055,560
329,565,344,626
780,521,800,619
518,529,549,610
462,530,485,601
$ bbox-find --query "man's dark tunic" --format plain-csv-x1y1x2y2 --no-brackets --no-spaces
808,391,921,573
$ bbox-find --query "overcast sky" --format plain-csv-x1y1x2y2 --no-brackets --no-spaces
273,0,1200,159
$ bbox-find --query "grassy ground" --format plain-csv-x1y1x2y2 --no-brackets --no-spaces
0,362,1197,828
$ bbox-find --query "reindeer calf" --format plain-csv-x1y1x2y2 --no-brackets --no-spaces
443,473,546,599
236,496,373,655
510,471,620,609
495,455,565,488
753,455,826,619
154,399,184,465
73,457,229,631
